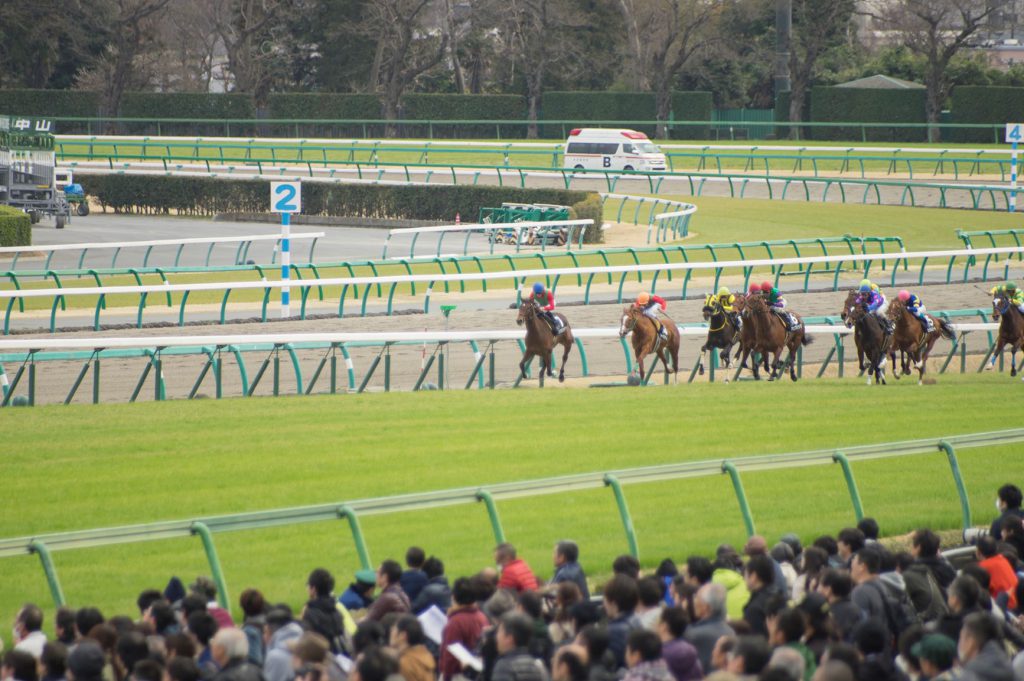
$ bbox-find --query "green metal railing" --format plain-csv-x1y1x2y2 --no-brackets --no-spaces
2,426,1018,609
956,229,1024,282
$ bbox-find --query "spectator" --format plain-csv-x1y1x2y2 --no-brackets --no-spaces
684,582,734,673
655,560,678,607
134,660,164,681
742,555,775,637
836,530,865,568
263,606,303,681
40,642,67,681
796,593,832,664
976,536,1019,611
551,646,588,681
516,591,554,667
12,604,47,658
812,537,841,570
54,609,77,647
66,643,105,681
186,611,220,680
3,650,39,681
575,625,617,681
709,635,736,674
768,609,815,681
656,607,701,681
114,631,149,681
303,569,346,654
817,570,861,644
613,556,641,580
339,571,377,612
352,648,398,681
145,600,178,637
711,547,750,621
168,658,202,681
1000,516,1024,559
811,660,854,681
857,519,880,544
603,575,643,670
492,614,547,681
439,577,490,681
725,635,771,679
990,484,1023,539
849,549,890,637
410,556,451,615
399,548,428,603
958,611,1014,681
683,557,713,589
792,548,828,605
364,560,411,622
496,544,539,593
210,629,264,681
895,626,925,681
744,536,786,598
818,643,859,680
165,634,197,661
894,552,946,623
771,543,798,596
136,590,163,618
767,647,805,681
548,582,583,645
910,529,956,594
239,590,267,667
622,630,672,681
552,541,589,600
852,619,899,681
937,575,983,643
780,535,803,563
636,577,665,630
389,615,435,681
191,577,235,630
909,634,957,681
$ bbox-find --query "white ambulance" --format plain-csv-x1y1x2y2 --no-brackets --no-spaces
562,128,667,172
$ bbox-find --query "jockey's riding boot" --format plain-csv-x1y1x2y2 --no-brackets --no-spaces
657,321,668,341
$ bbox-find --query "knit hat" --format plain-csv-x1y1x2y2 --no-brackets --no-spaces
911,634,957,670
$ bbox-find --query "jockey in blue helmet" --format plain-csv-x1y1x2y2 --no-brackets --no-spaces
528,282,565,335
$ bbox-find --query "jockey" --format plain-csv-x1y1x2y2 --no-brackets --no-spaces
991,281,1024,313
528,282,565,335
759,281,799,332
856,279,892,334
636,291,669,340
898,290,934,333
712,286,742,331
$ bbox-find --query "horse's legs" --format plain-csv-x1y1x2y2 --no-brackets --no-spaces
659,348,671,384
672,342,680,385
637,356,646,382
991,340,1006,372
768,348,783,381
558,340,571,383
519,350,534,379
698,344,707,376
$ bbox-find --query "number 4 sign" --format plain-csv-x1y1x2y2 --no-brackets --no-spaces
1006,124,1023,144
271,181,302,213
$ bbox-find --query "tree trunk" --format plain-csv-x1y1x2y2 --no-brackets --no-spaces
788,80,805,141
924,66,945,143
383,81,402,138
526,73,542,139
443,0,465,93
655,84,672,140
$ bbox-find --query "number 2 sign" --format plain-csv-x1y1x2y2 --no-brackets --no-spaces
271,181,302,213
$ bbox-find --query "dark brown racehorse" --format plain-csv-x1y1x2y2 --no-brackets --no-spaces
886,298,955,384
732,293,770,377
517,301,574,385
619,305,680,384
840,290,903,375
699,295,740,379
743,294,812,381
988,291,1024,376
845,302,891,385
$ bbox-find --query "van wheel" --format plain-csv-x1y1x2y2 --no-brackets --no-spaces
623,165,634,171
573,165,584,169
28,211,40,225
77,202,90,217
56,215,66,229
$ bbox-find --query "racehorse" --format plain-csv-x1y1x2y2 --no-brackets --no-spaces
698,295,740,378
988,291,1024,376
840,290,901,376
743,294,812,381
517,300,574,385
845,302,891,385
886,298,955,385
619,304,680,384
732,293,770,377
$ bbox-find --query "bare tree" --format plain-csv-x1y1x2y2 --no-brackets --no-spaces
156,0,223,91
875,0,996,141
787,0,855,136
213,0,292,106
363,0,448,135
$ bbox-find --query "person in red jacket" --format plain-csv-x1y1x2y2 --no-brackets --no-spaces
976,536,1019,610
495,543,538,593
635,292,668,341
528,282,565,335
440,578,491,680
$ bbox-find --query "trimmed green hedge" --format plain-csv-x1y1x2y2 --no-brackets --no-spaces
0,206,31,247
120,93,256,135
809,87,927,142
76,175,603,243
951,86,1024,143
400,94,527,138
542,91,658,137
266,93,382,137
0,89,100,134
669,91,713,140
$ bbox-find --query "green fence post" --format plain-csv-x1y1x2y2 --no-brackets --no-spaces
338,505,373,571
603,474,639,560
28,540,66,608
938,440,972,532
832,452,865,521
721,461,756,537
189,522,229,609
475,490,507,545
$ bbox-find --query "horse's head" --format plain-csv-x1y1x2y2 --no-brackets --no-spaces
846,302,868,329
746,293,768,315
841,290,861,328
993,293,1009,321
516,300,534,326
702,294,717,321
619,305,640,338
732,293,748,316
886,297,905,321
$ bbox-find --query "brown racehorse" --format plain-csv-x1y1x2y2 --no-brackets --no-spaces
743,294,812,381
517,301,574,385
886,298,955,384
619,305,680,384
840,290,902,375
732,293,770,376
987,291,1024,376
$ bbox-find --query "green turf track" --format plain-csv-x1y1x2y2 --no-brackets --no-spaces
2,373,1021,628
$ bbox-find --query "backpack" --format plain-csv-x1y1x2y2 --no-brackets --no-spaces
865,580,921,642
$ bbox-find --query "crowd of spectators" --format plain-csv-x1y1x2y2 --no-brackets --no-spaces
3,485,1024,681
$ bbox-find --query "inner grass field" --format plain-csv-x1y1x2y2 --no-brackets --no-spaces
5,195,1021,311
3,373,1021,629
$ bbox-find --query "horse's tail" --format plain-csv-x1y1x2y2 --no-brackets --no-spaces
801,333,814,346
937,319,955,341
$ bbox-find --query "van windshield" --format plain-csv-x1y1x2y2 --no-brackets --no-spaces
633,142,660,154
